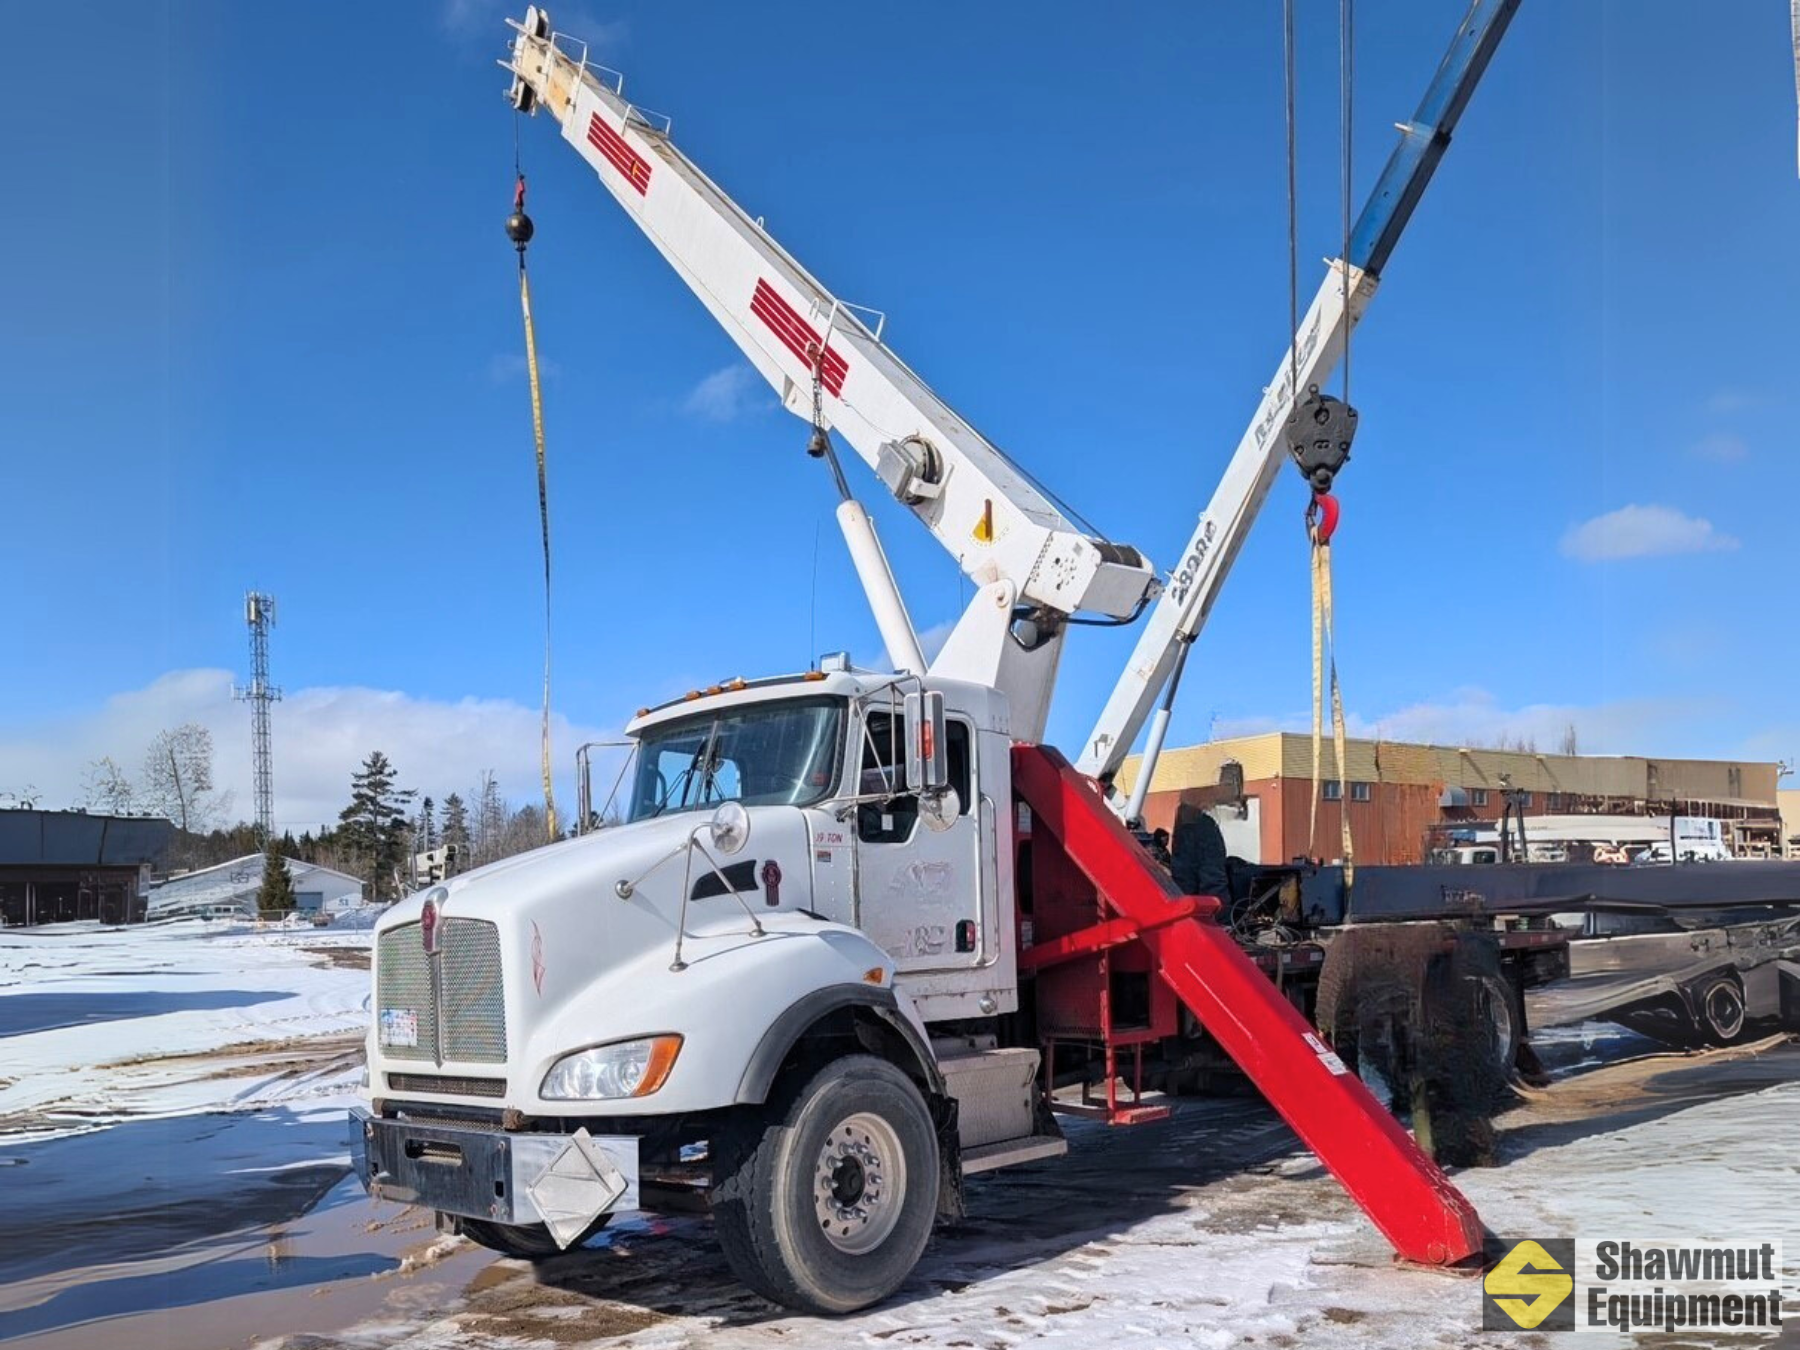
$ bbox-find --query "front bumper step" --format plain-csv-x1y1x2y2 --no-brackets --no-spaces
350,1107,639,1241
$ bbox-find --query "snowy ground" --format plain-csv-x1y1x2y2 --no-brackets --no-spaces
1,923,1795,1350
0,919,369,1140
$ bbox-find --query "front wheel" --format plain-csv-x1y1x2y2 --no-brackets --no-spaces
713,1054,939,1314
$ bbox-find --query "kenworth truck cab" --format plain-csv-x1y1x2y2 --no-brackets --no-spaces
354,670,1053,1312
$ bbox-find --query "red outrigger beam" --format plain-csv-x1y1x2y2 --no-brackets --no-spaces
1013,744,1484,1267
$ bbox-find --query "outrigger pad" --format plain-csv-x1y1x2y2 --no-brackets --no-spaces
1012,743,1483,1267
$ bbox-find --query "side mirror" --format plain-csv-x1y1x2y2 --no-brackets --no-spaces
903,690,949,794
708,801,751,855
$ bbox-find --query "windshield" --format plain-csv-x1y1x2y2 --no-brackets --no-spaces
628,697,845,822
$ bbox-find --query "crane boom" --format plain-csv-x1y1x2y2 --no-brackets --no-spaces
1079,0,1520,786
504,14,1156,646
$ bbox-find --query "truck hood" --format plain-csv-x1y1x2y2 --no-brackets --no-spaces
366,805,914,1116
373,807,816,1044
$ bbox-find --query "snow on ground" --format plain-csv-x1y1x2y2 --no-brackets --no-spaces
1,922,1795,1350
0,919,372,1140
253,1052,1794,1350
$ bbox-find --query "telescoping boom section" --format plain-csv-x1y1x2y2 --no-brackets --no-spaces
503,13,1156,632
1013,744,1484,1267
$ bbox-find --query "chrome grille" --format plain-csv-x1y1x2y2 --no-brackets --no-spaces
376,918,508,1064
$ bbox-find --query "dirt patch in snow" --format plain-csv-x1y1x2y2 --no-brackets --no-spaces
98,1031,364,1075
300,945,372,971
455,1263,668,1343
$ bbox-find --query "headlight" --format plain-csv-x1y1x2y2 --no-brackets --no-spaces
540,1035,682,1100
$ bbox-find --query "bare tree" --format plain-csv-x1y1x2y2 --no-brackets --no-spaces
141,724,223,832
473,771,508,866
81,757,136,814
501,803,548,858
1558,722,1580,757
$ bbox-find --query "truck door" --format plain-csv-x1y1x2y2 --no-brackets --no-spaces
854,708,990,973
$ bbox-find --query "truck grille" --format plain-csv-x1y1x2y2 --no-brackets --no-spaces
387,1072,506,1098
376,918,508,1064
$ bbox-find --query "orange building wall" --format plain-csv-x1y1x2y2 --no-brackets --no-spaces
1145,777,1461,866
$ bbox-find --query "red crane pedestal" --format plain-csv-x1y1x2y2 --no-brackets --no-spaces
1013,744,1484,1268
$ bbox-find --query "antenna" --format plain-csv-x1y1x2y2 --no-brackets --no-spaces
233,592,282,845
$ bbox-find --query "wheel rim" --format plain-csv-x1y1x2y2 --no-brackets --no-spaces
1475,976,1515,1071
1703,981,1744,1040
813,1111,906,1255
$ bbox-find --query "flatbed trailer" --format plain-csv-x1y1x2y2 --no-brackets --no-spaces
1301,861,1800,1050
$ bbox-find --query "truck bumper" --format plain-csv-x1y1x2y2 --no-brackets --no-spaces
349,1108,639,1247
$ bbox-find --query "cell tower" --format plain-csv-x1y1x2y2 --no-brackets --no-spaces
234,592,282,844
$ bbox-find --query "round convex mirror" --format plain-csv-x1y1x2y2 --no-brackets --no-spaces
919,787,961,833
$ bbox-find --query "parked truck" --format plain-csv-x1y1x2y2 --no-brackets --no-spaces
352,1,1526,1312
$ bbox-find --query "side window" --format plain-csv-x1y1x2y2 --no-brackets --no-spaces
855,711,974,840
946,719,973,814
858,711,918,843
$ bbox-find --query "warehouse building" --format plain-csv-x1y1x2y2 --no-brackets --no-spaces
146,854,367,921
1780,789,1800,859
1118,733,1782,865
0,809,175,926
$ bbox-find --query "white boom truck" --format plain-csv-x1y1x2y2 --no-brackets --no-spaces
352,2,1518,1312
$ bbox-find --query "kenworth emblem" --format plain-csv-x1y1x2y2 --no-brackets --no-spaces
420,889,444,956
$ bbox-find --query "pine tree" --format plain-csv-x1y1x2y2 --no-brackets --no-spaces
257,843,297,916
441,794,471,850
418,796,437,851
338,751,417,901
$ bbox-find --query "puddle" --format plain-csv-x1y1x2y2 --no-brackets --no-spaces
0,1175,495,1348
0,1106,498,1348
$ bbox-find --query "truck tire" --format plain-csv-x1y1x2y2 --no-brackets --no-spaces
712,1054,938,1314
1696,973,1747,1045
458,1214,610,1259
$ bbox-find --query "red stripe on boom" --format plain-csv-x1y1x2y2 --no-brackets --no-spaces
751,279,848,395
586,114,651,195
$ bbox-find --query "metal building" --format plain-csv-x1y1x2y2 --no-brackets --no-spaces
145,854,366,921
0,810,175,926
1120,733,1783,864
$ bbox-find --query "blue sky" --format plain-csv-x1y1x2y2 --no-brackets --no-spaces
2,1,1796,828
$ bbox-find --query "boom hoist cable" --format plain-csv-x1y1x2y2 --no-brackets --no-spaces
505,167,560,842
1285,0,1359,880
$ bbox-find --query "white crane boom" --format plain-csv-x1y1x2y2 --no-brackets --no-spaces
503,14,1156,657
1080,0,1519,792
1077,263,1374,785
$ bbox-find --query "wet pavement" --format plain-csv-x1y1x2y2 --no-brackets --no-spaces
2,1036,1795,1349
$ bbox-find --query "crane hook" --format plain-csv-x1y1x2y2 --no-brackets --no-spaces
505,174,535,253
1306,490,1340,544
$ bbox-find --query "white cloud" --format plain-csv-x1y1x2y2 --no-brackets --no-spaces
1705,387,1763,416
1559,503,1738,562
0,670,620,833
441,0,627,49
487,352,562,385
1691,432,1748,463
866,619,958,674
681,363,768,423
1212,687,1712,756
